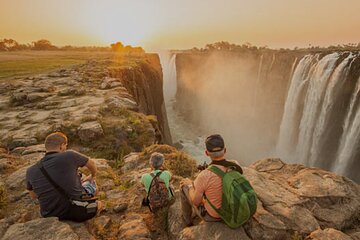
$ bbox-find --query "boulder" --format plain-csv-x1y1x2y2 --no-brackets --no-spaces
65,221,95,240
26,93,50,102
113,203,128,213
118,214,151,240
350,232,360,240
91,215,112,236
8,137,38,149
0,219,9,239
179,222,251,240
106,95,138,111
58,87,86,96
100,77,123,89
5,165,28,190
121,153,141,172
305,228,352,240
12,144,46,156
2,217,78,240
77,121,104,142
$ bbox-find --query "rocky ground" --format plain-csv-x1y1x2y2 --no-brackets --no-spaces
0,56,360,240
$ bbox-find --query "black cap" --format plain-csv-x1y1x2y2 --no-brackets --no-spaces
205,134,225,152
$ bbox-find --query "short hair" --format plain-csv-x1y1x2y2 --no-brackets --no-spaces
207,149,225,159
44,132,68,150
149,152,164,169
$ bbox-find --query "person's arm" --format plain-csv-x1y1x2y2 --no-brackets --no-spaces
83,159,97,180
181,175,206,207
28,190,37,200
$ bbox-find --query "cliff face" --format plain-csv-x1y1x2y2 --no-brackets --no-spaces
108,54,172,145
175,51,305,163
0,54,171,158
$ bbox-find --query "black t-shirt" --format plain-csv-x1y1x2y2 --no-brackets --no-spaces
26,150,89,218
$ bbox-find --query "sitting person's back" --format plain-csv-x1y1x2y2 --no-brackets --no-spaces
141,152,173,211
26,132,99,221
181,134,252,227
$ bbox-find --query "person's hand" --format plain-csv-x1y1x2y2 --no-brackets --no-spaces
180,178,192,188
81,174,96,183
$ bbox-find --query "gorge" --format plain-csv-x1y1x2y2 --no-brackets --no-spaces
0,49,359,240
161,50,360,183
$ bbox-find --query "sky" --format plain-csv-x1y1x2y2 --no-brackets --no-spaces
1,0,360,51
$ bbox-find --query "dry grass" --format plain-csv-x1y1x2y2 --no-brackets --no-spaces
0,51,113,80
141,144,197,178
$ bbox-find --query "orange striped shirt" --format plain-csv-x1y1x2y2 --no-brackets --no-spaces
193,164,228,218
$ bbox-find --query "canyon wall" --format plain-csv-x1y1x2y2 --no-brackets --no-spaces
175,50,360,183
175,51,304,164
108,54,172,144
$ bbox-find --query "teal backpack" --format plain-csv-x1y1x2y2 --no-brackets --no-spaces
207,165,257,228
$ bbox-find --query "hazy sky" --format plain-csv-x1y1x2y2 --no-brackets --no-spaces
1,0,359,51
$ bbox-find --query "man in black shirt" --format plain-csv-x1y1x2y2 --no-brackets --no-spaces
26,132,98,221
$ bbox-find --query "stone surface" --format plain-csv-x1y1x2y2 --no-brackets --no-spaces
113,203,128,213
122,153,141,172
168,158,360,240
5,165,28,190
118,214,151,240
8,137,38,149
106,95,138,111
179,222,251,240
12,144,46,156
77,121,104,142
2,217,78,240
305,228,352,240
100,77,123,89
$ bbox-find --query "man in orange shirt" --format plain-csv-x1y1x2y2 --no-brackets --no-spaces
180,134,243,226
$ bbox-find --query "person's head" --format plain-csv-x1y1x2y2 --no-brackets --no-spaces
44,132,68,152
205,134,226,160
149,152,164,170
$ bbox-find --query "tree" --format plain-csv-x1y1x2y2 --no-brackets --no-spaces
110,42,124,51
0,39,20,51
32,39,57,50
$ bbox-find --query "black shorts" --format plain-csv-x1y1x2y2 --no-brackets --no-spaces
60,200,97,222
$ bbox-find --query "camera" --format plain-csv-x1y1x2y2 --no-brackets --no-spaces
197,161,209,171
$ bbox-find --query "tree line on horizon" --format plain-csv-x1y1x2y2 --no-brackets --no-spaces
185,41,360,53
0,38,145,53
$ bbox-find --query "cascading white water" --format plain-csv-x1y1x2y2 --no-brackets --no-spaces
252,55,264,116
277,52,360,182
333,76,360,175
161,54,177,102
159,52,208,163
276,54,319,162
308,54,355,166
295,53,340,165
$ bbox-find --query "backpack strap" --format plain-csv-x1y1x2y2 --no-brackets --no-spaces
37,160,72,201
146,171,163,212
208,165,225,178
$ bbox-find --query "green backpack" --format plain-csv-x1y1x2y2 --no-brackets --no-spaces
207,165,257,228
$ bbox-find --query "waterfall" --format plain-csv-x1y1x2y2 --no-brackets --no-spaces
276,54,318,162
252,54,264,116
159,52,208,163
295,53,340,165
160,53,177,102
277,52,360,181
333,76,360,178
308,54,355,167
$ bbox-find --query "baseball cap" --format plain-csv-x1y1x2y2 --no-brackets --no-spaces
205,134,225,152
